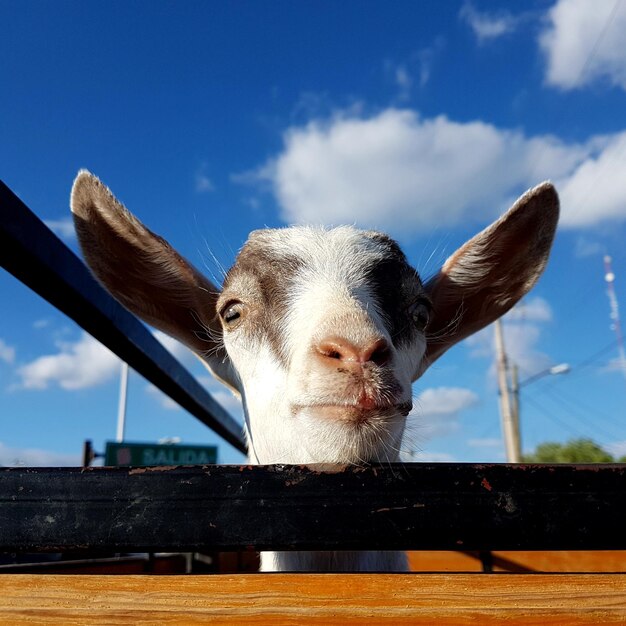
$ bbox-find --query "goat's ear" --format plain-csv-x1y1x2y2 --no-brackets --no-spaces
417,182,559,378
70,170,239,392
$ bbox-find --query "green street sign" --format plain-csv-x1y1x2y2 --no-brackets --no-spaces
104,441,218,467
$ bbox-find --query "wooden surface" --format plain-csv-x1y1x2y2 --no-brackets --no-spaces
491,551,626,573
407,550,626,572
0,574,625,624
408,550,484,571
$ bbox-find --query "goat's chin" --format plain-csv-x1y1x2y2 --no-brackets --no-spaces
292,406,407,465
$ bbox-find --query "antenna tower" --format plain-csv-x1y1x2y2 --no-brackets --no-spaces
604,255,626,382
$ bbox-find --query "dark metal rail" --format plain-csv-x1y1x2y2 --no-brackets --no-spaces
0,464,625,553
0,180,246,453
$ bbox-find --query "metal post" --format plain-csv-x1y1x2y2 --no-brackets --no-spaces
494,319,519,463
510,363,522,461
116,361,129,442
82,440,94,467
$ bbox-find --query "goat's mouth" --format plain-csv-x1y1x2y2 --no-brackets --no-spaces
294,401,412,423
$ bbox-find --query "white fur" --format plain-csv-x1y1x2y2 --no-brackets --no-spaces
219,227,422,571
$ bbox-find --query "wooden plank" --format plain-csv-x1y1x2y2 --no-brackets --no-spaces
408,551,484,571
0,180,245,452
408,551,626,573
0,574,624,624
492,551,626,573
1,464,626,552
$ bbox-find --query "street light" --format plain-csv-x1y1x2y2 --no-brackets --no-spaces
517,363,571,389
494,318,571,462
511,362,570,461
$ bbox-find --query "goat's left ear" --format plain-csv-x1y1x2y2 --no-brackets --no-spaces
416,182,559,379
71,170,240,393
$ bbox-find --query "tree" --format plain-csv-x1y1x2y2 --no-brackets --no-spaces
522,438,617,463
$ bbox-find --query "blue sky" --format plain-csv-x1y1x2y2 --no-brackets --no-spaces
2,0,626,465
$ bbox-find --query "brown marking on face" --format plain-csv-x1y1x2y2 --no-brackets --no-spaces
220,237,304,365
219,228,427,367
362,232,427,347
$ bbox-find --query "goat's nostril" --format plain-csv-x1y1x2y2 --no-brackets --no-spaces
370,345,391,367
316,337,391,366
365,339,391,367
317,340,345,361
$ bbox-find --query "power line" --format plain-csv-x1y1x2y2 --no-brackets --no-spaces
517,361,623,441
567,339,619,375
530,381,623,441
515,338,625,442
521,394,589,439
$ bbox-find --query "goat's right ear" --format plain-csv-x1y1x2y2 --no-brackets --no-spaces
417,182,559,379
70,170,239,392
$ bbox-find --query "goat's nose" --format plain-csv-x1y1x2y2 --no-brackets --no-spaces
315,336,391,367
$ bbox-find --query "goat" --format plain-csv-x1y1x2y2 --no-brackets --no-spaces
70,171,559,572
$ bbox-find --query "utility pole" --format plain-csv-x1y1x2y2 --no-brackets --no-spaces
510,363,521,461
496,313,570,462
116,361,129,442
604,255,626,383
494,318,521,462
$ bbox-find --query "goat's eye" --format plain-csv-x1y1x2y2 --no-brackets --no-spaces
408,299,431,331
220,301,245,328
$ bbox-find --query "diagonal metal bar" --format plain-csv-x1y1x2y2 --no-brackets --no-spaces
0,180,246,453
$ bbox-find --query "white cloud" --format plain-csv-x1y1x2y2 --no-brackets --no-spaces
403,450,456,462
0,339,16,364
575,236,605,258
195,163,215,193
245,108,626,236
540,0,626,90
417,387,480,416
460,2,519,42
17,332,120,390
32,319,50,330
476,323,551,377
146,331,207,409
503,324,553,376
144,350,243,421
409,386,479,438
600,356,626,375
196,173,214,193
393,64,413,100
386,40,445,99
0,441,80,466
152,330,196,366
415,40,445,88
44,218,76,242
466,299,554,379
556,132,626,227
504,297,553,323
197,375,244,420
605,439,626,458
145,383,181,410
